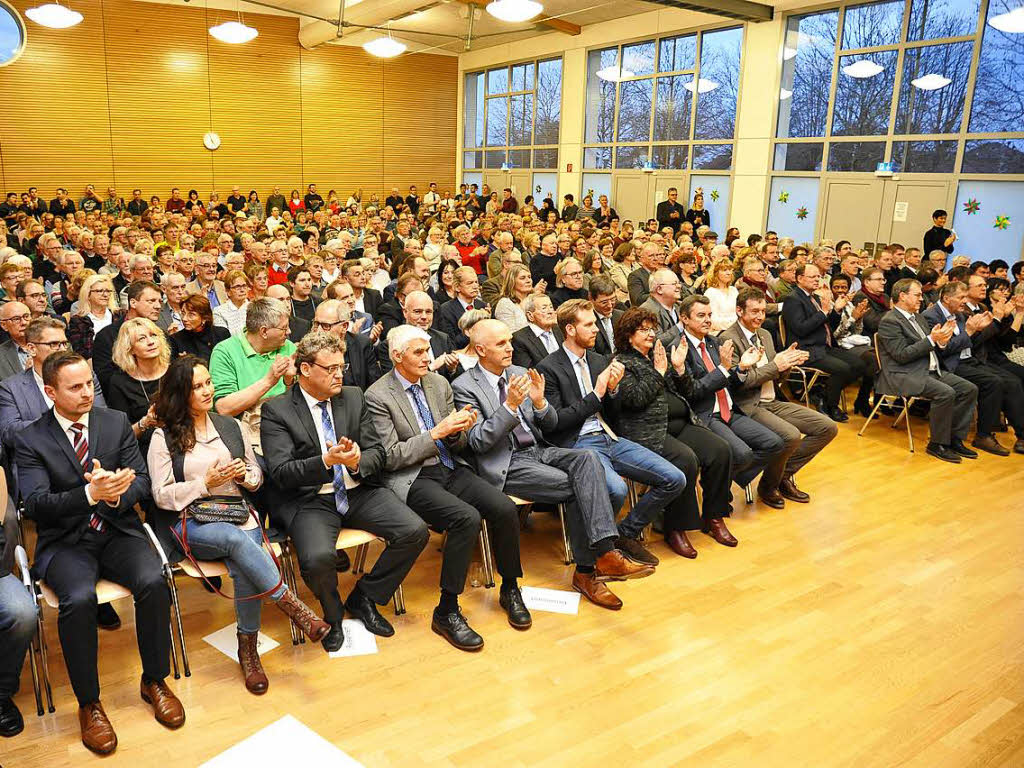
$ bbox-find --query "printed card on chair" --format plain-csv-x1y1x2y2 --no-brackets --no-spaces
327,618,379,658
520,586,580,615
200,714,363,767
203,623,279,662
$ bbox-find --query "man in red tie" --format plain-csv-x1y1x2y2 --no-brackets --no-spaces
677,295,787,521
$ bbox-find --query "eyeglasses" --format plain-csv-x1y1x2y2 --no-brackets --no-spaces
309,361,349,376
91,288,113,295
33,339,68,349
316,320,349,331
1,313,31,323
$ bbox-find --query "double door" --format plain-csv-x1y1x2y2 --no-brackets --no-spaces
612,172,687,227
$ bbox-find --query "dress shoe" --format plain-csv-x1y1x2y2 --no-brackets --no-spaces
758,487,786,509
498,585,533,630
1015,439,1024,455
79,701,117,755
431,608,484,651
665,530,697,559
140,679,185,729
572,570,623,610
346,591,395,637
236,632,269,695
321,622,345,652
0,697,24,737
826,407,849,423
701,517,738,547
951,440,978,459
335,549,351,572
614,535,659,566
779,476,810,503
853,401,877,419
595,549,657,578
97,603,121,631
972,435,1010,456
275,588,331,643
926,442,961,463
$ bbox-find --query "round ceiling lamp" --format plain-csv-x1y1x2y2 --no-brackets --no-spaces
25,2,82,28
683,77,720,94
209,19,258,44
486,0,543,23
910,73,951,90
989,7,1024,33
841,59,883,78
363,35,406,58
596,66,634,82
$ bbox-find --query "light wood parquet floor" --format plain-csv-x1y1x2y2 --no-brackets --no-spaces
4,410,1024,767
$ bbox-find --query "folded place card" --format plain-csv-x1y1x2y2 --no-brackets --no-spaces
520,586,580,615
327,618,379,658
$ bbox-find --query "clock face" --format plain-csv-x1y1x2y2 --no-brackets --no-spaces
203,132,221,151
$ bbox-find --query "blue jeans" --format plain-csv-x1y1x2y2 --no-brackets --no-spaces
173,521,286,635
574,433,686,539
0,573,37,698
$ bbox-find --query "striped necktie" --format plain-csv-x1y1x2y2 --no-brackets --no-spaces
317,402,349,516
71,422,105,532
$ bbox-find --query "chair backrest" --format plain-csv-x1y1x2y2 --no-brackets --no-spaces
872,332,900,396
777,314,788,346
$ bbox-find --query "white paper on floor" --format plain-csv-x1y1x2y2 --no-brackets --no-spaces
202,624,279,663
327,619,379,658
520,586,580,615
200,714,364,768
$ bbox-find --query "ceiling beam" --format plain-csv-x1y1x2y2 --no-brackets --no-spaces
453,0,582,36
641,0,772,23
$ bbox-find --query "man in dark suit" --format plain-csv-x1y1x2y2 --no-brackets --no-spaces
876,279,978,463
92,281,165,394
437,267,488,348
261,333,429,652
364,325,528,651
376,273,426,339
312,300,380,391
781,263,871,422
511,294,563,368
377,291,458,379
265,283,312,343
342,259,383,319
639,269,687,348
0,301,32,382
656,186,686,235
589,276,623,356
13,352,182,755
679,295,788,515
536,300,684,563
627,242,664,307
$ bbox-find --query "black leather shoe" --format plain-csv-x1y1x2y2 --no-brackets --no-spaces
345,591,394,637
951,440,978,459
0,697,24,737
321,621,345,652
97,603,121,631
431,608,484,651
498,585,532,630
826,407,849,423
335,549,351,572
926,443,962,463
614,535,659,566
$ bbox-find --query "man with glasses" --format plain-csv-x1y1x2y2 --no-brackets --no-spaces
378,291,458,379
267,241,290,286
158,272,188,334
0,302,33,381
16,279,53,321
314,298,380,388
187,252,227,309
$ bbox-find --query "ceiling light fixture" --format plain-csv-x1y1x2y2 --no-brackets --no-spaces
596,66,634,82
783,46,797,60
910,73,952,90
780,88,793,100
683,77,720,94
841,59,883,78
209,19,258,44
363,34,406,58
486,0,543,23
989,7,1024,33
25,1,82,28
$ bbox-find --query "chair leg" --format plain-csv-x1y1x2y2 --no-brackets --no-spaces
165,565,190,678
353,543,367,575
479,523,495,588
27,624,43,716
858,397,886,436
904,398,915,452
35,609,55,713
892,398,908,427
281,543,303,646
393,584,406,616
557,503,573,565
744,483,754,504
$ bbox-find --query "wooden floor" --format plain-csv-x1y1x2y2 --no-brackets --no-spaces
6,410,1024,768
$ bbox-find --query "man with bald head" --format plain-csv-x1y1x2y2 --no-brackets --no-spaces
377,291,457,378
314,299,380,390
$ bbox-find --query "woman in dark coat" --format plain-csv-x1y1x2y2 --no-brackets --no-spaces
171,294,230,363
613,307,736,558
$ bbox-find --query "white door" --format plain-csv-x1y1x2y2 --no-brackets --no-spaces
612,174,653,228
821,177,886,251
877,179,952,249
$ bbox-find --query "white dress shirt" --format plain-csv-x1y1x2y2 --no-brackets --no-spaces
683,330,736,415
895,307,940,372
530,323,558,354
299,385,359,492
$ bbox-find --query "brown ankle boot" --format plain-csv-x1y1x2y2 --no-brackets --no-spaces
275,589,330,642
236,632,269,695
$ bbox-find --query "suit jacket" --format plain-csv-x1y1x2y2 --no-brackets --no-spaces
511,325,563,369
718,321,782,412
259,383,383,529
656,200,685,232
593,309,623,356
344,330,381,390
681,332,746,422
875,309,947,397
0,367,106,450
639,297,684,348
781,288,841,363
437,297,488,348
375,299,405,339
13,407,149,575
186,279,228,306
536,347,620,448
359,287,383,320
288,314,311,344
363,370,469,502
0,340,26,382
627,266,652,307
920,303,986,373
451,364,557,488
377,327,455,378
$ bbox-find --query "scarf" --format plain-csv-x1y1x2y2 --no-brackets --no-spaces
860,288,889,308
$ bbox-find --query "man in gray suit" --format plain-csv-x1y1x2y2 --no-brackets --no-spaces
0,302,32,382
364,324,528,652
627,242,663,307
719,288,837,504
453,320,653,612
640,269,687,348
876,279,978,463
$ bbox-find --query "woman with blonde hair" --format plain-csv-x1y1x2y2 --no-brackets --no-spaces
423,225,447,270
67,273,118,359
244,263,269,301
493,263,534,332
703,258,739,332
107,317,171,453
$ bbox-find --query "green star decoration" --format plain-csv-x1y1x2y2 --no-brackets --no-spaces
994,215,1011,231
796,206,809,220
963,198,980,215
778,191,789,203
710,189,720,202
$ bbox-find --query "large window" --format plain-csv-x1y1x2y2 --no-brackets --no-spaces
463,58,562,174
583,27,743,173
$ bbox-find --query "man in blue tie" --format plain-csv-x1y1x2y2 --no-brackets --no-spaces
365,325,528,652
260,333,429,651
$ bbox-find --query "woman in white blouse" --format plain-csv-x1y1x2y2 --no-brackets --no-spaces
149,355,330,695
702,258,739,332
492,264,534,333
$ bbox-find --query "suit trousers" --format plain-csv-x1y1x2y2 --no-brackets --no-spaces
407,464,521,595
955,359,1024,436
0,572,36,699
503,446,619,567
664,422,734,529
288,487,429,622
916,371,978,445
811,347,871,409
43,528,170,706
705,412,786,487
748,400,838,486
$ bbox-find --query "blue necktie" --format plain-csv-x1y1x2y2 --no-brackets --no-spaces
409,384,455,470
318,401,349,516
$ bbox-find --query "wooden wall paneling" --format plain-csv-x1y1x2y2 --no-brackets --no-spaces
382,53,458,197
101,0,214,199
0,0,115,197
207,12,303,200
299,44,384,201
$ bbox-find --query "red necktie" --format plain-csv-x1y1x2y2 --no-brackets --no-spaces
698,341,731,423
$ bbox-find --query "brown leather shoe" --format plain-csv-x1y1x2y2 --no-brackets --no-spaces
758,488,786,509
140,679,185,729
237,632,269,695
275,588,331,642
779,475,810,503
571,570,622,611
972,435,1010,456
79,701,117,755
666,530,697,559
594,549,655,581
701,518,738,547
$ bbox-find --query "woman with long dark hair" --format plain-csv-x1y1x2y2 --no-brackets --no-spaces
148,356,330,694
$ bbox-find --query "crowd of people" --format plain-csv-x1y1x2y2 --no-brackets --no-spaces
0,180,1022,756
